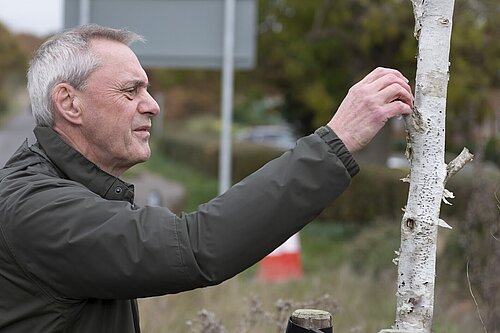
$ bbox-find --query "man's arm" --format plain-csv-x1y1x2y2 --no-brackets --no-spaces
1,129,353,300
1,67,412,300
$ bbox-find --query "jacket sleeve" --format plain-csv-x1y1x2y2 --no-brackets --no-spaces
2,129,357,300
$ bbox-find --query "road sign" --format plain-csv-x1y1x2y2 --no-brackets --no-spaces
64,0,257,69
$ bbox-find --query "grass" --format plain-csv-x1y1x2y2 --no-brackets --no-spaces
135,142,484,333
138,240,399,333
138,222,483,333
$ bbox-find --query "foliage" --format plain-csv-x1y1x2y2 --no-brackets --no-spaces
254,0,416,134
347,221,401,276
156,126,284,184
0,23,28,115
484,136,500,166
251,0,500,149
0,23,26,74
447,0,500,153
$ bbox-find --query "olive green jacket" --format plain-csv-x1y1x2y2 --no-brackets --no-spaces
0,126,358,332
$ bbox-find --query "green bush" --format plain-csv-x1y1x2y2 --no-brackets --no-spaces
322,166,484,223
484,137,500,166
319,166,408,223
157,129,283,183
347,221,401,275
157,130,481,223
158,130,220,177
0,88,7,116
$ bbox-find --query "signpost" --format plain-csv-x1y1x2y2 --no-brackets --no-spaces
64,0,256,69
64,0,257,193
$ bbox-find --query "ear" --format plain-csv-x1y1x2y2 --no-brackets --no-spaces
52,83,83,125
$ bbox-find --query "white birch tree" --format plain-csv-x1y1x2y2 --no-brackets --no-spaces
380,0,473,332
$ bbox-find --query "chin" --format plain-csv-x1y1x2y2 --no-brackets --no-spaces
137,147,152,162
124,145,151,166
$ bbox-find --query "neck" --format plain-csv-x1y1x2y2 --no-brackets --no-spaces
52,125,126,177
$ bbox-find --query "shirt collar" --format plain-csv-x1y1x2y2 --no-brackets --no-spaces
33,126,135,204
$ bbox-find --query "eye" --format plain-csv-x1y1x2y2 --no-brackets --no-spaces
123,87,139,100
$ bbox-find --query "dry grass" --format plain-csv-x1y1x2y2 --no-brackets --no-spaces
136,219,487,333
138,263,483,333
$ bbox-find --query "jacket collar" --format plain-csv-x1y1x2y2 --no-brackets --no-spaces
33,126,135,204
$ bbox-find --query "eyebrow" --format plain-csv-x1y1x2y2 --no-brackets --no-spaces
123,80,150,89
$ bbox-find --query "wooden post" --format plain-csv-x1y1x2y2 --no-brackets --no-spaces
286,309,333,332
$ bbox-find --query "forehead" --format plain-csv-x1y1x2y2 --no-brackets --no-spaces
88,38,147,85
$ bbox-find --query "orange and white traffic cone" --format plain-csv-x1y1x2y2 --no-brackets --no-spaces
257,233,303,282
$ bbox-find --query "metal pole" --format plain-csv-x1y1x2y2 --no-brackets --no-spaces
79,0,91,25
218,0,236,194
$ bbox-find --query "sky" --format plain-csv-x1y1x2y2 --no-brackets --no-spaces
0,0,63,36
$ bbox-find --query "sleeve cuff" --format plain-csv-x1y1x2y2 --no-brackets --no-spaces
314,126,360,177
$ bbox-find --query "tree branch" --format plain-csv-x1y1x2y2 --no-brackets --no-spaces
444,147,474,183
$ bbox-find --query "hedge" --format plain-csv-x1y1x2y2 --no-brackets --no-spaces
157,130,284,182
157,130,481,223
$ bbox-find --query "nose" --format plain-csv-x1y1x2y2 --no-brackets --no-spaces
138,91,161,116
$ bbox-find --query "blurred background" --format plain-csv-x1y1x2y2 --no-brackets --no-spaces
0,0,498,332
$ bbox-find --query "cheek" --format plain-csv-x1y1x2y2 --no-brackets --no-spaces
82,97,136,142
86,113,129,151
99,108,130,133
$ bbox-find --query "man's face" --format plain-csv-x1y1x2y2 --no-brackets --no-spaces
75,39,160,175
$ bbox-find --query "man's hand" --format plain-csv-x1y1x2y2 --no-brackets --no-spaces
327,67,413,153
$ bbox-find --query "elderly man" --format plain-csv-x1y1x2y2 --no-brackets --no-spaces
0,25,413,332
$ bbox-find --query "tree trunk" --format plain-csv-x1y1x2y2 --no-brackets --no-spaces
394,0,458,332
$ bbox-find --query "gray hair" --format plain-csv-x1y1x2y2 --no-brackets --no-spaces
27,24,144,127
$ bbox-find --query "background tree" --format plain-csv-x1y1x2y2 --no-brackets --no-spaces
254,0,415,133
248,0,499,163
0,23,28,114
448,0,499,157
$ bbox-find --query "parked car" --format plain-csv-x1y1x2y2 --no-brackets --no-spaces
236,125,297,150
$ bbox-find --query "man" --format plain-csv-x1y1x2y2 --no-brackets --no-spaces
0,25,413,332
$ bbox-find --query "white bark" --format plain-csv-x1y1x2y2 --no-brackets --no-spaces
394,0,456,332
444,147,474,183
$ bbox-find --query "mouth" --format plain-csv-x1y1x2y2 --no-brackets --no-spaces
133,125,151,132
133,125,152,139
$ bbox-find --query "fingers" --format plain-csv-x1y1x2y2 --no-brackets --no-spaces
359,67,409,85
379,82,414,107
374,83,413,121
384,100,413,119
358,67,414,109
327,67,414,153
369,72,413,99
365,68,414,117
